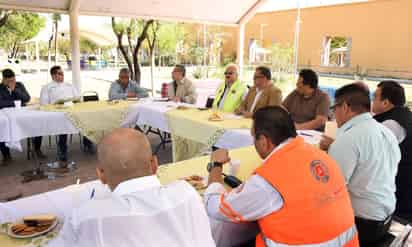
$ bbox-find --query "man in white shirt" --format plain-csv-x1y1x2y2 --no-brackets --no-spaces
39,66,94,161
48,128,215,247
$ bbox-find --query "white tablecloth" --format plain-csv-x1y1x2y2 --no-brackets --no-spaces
128,101,322,149
1,104,141,151
0,110,10,142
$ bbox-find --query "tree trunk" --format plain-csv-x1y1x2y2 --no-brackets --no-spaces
132,52,140,83
150,49,155,96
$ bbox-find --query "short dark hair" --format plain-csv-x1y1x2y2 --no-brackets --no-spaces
174,64,186,77
299,69,318,89
256,66,271,80
335,83,370,113
377,80,405,107
50,65,62,76
119,67,130,75
2,69,15,78
252,106,297,146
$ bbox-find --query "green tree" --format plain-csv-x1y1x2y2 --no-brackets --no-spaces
0,9,10,27
111,17,153,84
0,12,45,58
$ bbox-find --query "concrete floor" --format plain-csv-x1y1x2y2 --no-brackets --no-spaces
0,131,172,200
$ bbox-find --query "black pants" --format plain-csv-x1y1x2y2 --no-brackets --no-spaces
0,142,10,159
0,137,42,159
355,215,392,247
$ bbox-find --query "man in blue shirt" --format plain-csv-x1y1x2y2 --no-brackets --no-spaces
327,83,400,246
108,68,148,100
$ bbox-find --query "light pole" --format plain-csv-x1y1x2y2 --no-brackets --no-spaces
293,0,302,79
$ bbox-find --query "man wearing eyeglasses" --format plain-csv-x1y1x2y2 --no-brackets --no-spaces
325,83,400,246
282,69,330,130
235,66,282,118
167,64,197,104
39,66,83,162
212,64,247,112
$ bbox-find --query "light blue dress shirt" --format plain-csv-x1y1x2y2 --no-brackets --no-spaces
329,113,401,221
108,80,148,100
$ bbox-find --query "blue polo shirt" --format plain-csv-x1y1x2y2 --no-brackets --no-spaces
329,113,401,221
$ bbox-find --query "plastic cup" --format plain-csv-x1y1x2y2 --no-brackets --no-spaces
14,100,21,108
229,160,241,176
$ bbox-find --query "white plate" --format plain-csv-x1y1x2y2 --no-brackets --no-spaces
7,219,58,239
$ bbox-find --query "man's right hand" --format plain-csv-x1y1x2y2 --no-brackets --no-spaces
320,135,335,151
7,81,16,91
127,92,137,98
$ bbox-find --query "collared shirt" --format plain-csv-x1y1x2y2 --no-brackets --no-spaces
382,119,406,143
167,77,197,104
108,80,149,100
49,176,215,247
329,113,401,221
282,89,330,125
40,81,80,105
204,139,292,246
249,88,263,112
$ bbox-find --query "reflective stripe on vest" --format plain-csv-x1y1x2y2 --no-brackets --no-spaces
263,225,357,247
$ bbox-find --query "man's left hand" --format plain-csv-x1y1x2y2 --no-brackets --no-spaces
211,149,230,164
243,111,253,118
171,96,181,102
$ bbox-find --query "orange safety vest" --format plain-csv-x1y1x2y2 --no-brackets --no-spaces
254,137,359,247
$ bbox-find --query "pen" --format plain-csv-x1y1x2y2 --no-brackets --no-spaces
90,188,95,199
299,132,314,137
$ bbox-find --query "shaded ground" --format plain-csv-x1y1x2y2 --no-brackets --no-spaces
0,132,172,200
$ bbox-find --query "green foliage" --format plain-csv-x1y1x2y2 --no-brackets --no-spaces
0,12,45,58
157,22,185,56
330,36,348,49
270,43,294,82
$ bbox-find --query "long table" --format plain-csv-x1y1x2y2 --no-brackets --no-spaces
0,145,410,246
0,111,10,143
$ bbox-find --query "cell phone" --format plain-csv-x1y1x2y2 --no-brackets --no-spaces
223,174,242,188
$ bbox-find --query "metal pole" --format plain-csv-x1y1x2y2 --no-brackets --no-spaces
293,0,302,79
70,0,81,93
237,23,245,79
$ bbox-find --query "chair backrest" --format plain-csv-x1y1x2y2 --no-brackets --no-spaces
205,95,215,108
82,91,99,102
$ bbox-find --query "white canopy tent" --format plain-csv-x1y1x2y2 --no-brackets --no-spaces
0,0,268,92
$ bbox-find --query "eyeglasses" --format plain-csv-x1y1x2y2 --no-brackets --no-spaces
330,102,344,112
224,71,235,75
253,75,265,80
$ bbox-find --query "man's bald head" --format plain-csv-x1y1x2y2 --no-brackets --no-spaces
97,128,156,190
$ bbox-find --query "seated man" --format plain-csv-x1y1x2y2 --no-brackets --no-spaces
48,128,215,247
372,80,412,222
40,66,93,161
328,83,400,246
0,69,45,165
205,106,358,247
109,68,149,100
167,64,197,104
283,69,330,130
235,66,282,118
212,64,247,113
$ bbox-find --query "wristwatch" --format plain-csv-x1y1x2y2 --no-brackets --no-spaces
207,161,223,173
